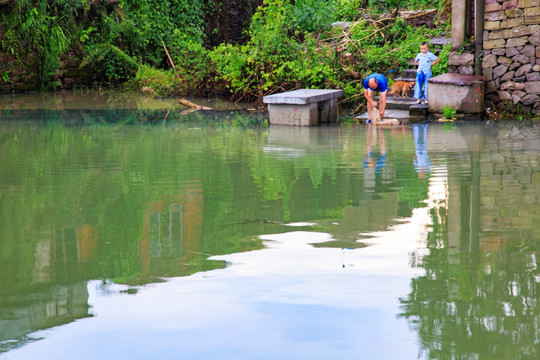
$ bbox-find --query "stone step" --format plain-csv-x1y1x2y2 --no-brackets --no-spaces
387,98,417,110
429,37,451,47
376,96,418,110
393,76,416,82
409,103,429,117
401,69,417,79
355,109,417,124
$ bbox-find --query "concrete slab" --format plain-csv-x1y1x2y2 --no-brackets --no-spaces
267,103,320,126
264,89,344,126
355,109,418,125
263,89,344,105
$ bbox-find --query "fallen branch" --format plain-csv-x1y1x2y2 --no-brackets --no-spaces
338,92,363,105
179,98,212,110
178,108,200,116
341,30,362,54
161,39,180,79
354,103,364,114
402,9,437,20
356,23,394,42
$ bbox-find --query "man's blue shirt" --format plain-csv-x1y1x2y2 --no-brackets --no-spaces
363,73,388,92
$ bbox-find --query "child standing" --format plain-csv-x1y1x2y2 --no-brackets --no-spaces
414,42,439,104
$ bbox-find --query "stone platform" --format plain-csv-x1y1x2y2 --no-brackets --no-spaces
355,109,423,124
263,89,344,126
428,73,486,113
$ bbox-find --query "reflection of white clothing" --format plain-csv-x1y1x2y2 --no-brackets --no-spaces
413,124,430,172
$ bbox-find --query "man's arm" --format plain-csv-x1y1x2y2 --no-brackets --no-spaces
364,88,377,108
379,92,386,118
432,57,439,66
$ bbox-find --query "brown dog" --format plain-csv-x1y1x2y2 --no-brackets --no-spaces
388,81,415,98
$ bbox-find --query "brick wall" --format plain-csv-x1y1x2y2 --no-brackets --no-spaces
482,0,540,114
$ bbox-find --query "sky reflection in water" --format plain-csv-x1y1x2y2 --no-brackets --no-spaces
9,224,426,359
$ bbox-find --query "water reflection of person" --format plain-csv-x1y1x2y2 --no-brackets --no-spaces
413,124,430,178
363,124,387,175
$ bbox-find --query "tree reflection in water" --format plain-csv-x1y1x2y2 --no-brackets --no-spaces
400,124,540,359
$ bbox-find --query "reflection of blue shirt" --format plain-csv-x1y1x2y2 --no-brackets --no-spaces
415,52,437,76
363,151,387,173
363,73,388,92
413,124,430,172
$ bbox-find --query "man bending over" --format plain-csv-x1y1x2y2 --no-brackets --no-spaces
363,73,388,124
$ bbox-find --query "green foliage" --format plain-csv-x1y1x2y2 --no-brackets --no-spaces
369,0,440,12
336,0,368,21
169,30,216,95
207,0,448,109
80,44,138,85
498,102,538,122
122,0,207,65
292,0,336,33
0,0,450,108
77,26,95,44
364,47,393,70
1,71,11,84
345,22,446,108
442,105,456,119
126,64,179,96
433,43,450,76
1,1,70,90
209,0,359,100
442,122,456,131
211,0,303,98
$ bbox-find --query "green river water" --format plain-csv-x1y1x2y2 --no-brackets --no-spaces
0,92,539,359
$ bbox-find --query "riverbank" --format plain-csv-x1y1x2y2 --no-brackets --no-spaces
0,90,254,111
0,1,448,111
1,90,537,124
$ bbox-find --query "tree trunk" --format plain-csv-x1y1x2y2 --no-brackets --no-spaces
228,0,242,43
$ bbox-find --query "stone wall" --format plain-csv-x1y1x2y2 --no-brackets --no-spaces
481,0,540,114
0,52,92,94
448,50,476,75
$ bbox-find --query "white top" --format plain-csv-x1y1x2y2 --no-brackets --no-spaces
263,89,344,105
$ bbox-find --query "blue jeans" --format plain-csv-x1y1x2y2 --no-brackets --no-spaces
414,70,431,100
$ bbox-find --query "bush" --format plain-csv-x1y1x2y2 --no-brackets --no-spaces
210,0,303,100
125,65,178,96
336,0,369,21
80,44,139,85
292,0,336,33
